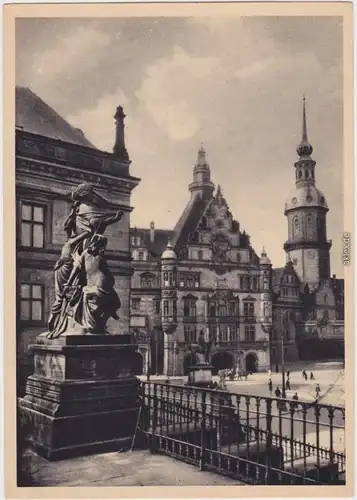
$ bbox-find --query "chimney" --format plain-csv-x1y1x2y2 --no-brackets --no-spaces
113,105,129,160
150,221,155,243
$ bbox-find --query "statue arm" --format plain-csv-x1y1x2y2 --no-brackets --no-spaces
63,252,85,290
102,210,124,227
70,230,92,245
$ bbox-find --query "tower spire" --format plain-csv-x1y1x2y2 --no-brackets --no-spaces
189,144,215,200
297,96,313,157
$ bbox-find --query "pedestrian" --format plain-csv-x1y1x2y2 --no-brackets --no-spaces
310,371,315,380
245,372,248,381
292,392,299,401
287,370,290,379
268,378,273,392
275,387,281,398
315,383,321,399
286,379,291,391
302,370,306,379
268,369,272,378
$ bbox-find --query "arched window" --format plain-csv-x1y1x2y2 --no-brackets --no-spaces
324,294,328,304
292,216,300,239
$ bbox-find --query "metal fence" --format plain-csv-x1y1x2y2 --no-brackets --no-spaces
138,382,345,485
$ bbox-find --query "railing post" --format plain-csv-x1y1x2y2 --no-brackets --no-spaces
151,383,158,454
265,398,273,485
200,391,207,471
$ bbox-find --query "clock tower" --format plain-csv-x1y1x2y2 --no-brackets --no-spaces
283,98,331,286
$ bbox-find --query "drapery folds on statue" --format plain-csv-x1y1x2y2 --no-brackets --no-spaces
46,183,124,338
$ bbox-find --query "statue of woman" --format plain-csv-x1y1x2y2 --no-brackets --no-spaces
47,229,91,336
67,234,121,334
46,183,124,338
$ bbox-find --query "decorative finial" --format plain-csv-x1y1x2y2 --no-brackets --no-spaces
113,105,129,160
197,143,207,166
262,246,267,256
297,96,313,157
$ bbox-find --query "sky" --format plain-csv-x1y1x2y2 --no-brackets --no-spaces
16,16,344,275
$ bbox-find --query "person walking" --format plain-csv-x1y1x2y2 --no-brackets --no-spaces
286,379,291,391
302,370,306,379
268,369,272,378
268,378,273,393
292,392,299,401
275,387,281,398
310,371,315,380
287,370,290,379
315,383,321,399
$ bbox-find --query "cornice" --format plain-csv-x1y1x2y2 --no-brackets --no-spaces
16,157,140,195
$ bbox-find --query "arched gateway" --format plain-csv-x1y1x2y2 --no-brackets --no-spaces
245,352,258,373
211,351,234,375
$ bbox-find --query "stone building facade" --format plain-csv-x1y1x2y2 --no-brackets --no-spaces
130,100,344,376
16,87,140,393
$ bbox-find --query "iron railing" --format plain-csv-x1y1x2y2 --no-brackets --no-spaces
137,382,345,485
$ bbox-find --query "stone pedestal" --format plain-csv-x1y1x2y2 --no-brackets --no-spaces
187,364,213,387
18,334,140,461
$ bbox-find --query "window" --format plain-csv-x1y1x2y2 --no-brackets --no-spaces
184,299,196,317
163,300,169,316
229,301,237,316
179,273,185,287
323,310,329,320
194,274,200,288
138,251,145,261
243,301,255,318
184,325,197,343
187,274,194,288
229,325,238,341
154,300,160,315
252,277,259,290
244,277,250,290
324,294,328,304
132,298,141,311
218,303,227,317
20,284,44,322
220,325,228,342
20,203,45,248
244,325,256,341
240,276,244,289
208,302,216,317
140,274,155,288
237,253,241,263
197,250,203,260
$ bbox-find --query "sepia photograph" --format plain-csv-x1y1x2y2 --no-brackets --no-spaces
3,3,354,497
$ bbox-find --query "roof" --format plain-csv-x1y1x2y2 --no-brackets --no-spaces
15,86,94,148
171,194,212,250
131,228,175,257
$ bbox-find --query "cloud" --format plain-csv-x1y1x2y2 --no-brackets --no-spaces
135,46,219,140
67,88,128,152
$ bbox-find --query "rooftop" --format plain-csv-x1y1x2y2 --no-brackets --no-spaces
16,86,94,148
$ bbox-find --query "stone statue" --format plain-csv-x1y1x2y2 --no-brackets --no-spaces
46,183,124,339
69,235,121,334
190,330,213,365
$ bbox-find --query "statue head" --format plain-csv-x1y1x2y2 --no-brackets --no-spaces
87,234,108,256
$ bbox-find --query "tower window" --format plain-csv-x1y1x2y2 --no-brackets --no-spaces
163,300,169,316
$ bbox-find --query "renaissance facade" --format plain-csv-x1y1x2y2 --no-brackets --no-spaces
130,100,344,376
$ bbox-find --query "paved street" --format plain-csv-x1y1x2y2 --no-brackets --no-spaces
222,361,345,455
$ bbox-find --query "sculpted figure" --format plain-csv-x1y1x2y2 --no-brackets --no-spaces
47,230,91,336
46,183,124,338
68,234,121,334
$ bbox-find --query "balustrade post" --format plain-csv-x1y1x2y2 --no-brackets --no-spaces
200,391,207,471
151,384,158,453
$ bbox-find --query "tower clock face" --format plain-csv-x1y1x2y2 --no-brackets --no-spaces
292,197,297,204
